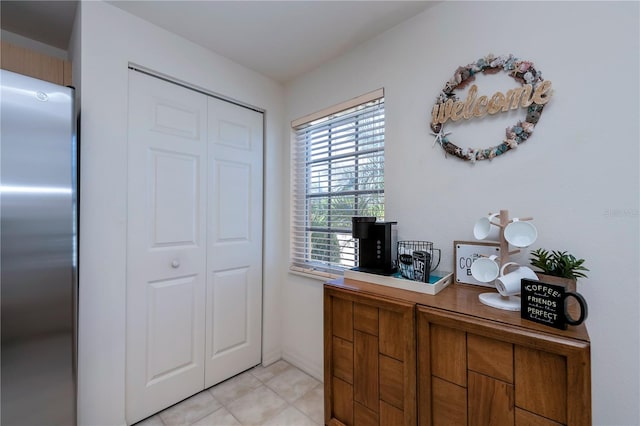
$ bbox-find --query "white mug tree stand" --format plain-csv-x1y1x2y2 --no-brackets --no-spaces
473,209,536,311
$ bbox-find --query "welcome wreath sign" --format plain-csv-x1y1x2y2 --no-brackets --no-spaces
430,54,553,162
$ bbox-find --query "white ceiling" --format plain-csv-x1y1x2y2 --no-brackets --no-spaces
1,1,438,83
1,1,78,50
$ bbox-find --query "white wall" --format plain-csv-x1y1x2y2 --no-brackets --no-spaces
1,29,69,60
283,2,639,425
75,2,285,424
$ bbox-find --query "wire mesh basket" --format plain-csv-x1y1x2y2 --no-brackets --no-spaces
397,241,441,282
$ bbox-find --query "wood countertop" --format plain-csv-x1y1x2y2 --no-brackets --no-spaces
326,277,590,343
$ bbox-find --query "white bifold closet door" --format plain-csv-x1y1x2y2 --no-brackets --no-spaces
126,70,263,424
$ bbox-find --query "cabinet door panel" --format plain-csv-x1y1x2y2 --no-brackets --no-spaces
380,400,404,425
431,376,466,426
379,310,404,360
333,377,354,425
468,371,514,426
515,408,564,426
354,402,378,426
333,298,353,342
354,303,378,335
430,324,466,387
354,330,379,412
468,333,514,383
333,337,353,384
379,355,403,409
515,346,567,424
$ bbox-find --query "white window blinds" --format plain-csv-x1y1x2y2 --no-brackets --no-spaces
291,91,385,275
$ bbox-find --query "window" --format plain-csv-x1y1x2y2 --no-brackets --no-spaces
291,89,385,276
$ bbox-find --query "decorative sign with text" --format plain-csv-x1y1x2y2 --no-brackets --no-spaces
430,54,553,162
521,279,588,330
454,241,500,287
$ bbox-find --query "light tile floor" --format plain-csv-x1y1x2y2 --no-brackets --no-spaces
135,360,324,426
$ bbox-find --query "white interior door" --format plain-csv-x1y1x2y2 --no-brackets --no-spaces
205,98,263,387
126,70,264,423
126,71,207,424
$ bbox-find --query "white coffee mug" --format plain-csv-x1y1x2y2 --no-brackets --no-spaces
504,218,538,247
473,213,500,241
495,262,539,296
470,255,500,283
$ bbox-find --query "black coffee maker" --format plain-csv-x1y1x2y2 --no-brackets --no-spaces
351,216,397,275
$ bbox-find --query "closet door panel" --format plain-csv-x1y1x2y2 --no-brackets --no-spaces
126,70,207,424
146,276,200,381
214,161,251,241
208,267,250,356
205,98,263,387
150,151,199,245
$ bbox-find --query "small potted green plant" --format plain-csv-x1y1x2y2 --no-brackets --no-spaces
529,248,589,292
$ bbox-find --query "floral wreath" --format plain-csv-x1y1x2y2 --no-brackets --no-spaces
431,54,547,162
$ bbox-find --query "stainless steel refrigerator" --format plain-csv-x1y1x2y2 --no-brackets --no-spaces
1,69,77,425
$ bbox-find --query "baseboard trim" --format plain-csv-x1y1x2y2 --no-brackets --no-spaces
282,346,323,382
261,348,282,367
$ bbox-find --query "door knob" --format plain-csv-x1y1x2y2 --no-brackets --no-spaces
171,259,180,268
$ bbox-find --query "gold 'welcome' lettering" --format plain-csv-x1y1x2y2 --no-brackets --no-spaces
431,81,553,126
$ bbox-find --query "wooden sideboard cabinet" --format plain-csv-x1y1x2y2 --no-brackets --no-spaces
418,306,591,425
324,285,416,426
324,278,591,426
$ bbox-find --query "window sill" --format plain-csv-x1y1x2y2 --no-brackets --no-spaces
289,266,341,282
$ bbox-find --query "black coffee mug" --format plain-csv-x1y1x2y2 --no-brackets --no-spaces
563,291,588,326
521,279,588,330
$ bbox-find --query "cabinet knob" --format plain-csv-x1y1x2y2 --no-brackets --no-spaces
171,259,180,268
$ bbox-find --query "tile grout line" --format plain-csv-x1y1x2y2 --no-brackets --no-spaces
193,362,289,426
141,361,321,426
